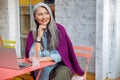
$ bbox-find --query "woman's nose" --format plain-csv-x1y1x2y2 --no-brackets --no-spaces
42,14,46,18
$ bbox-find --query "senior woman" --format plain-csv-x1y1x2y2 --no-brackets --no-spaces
28,3,84,80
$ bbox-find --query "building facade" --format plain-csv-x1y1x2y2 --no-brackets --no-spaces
0,0,120,80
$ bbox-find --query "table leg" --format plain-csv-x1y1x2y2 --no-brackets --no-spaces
36,69,42,80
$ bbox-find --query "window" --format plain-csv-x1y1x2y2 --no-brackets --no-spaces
44,0,54,4
19,0,54,58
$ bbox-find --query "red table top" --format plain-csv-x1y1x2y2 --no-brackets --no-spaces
0,58,55,80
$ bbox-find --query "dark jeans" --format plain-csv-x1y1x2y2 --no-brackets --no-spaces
49,65,73,80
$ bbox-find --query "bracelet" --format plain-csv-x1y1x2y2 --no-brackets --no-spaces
35,40,42,43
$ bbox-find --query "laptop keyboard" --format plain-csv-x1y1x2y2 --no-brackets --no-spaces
18,62,31,68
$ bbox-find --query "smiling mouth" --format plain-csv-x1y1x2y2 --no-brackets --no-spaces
41,20,48,23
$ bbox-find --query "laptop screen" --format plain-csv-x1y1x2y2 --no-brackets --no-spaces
0,47,31,69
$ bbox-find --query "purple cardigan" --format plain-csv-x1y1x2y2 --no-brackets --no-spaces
25,23,84,76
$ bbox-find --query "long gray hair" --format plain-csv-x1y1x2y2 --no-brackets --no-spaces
32,3,59,50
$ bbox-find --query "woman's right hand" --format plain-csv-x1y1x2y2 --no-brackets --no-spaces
36,25,47,41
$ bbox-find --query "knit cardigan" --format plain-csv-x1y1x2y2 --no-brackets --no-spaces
25,23,84,76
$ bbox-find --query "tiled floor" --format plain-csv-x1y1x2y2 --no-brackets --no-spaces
87,72,95,80
114,77,120,80
87,72,120,80
12,72,120,80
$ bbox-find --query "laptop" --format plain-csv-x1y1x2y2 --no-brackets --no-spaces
0,47,31,69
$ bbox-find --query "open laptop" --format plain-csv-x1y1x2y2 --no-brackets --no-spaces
0,47,31,69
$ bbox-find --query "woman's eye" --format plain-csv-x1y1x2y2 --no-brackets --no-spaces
37,12,49,16
46,12,49,14
38,13,42,16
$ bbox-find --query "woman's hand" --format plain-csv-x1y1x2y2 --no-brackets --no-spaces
36,25,47,41
29,56,53,62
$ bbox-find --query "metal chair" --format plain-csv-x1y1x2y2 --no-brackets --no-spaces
2,40,16,48
72,46,93,80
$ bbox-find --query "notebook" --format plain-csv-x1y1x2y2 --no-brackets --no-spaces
0,47,31,69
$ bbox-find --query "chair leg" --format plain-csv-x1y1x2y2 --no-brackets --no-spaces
30,71,36,80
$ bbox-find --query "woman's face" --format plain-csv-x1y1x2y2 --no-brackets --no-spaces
34,7,50,26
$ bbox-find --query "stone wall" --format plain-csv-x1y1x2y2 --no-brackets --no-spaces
55,0,120,79
0,0,20,57
55,0,96,73
0,0,9,39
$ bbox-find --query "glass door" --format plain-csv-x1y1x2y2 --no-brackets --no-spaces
19,0,31,58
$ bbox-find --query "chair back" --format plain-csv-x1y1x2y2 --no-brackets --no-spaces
3,40,16,48
73,46,93,80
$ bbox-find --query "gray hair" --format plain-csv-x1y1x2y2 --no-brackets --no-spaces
32,3,59,50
